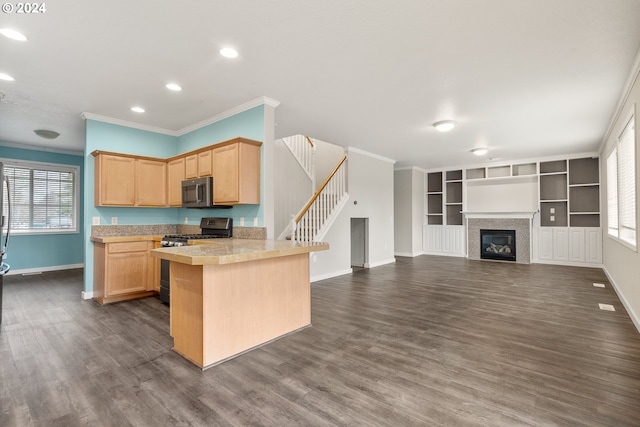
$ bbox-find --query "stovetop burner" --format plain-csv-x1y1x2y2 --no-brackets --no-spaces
161,217,232,247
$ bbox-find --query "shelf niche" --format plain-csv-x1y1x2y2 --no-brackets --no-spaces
540,174,568,201
569,158,599,185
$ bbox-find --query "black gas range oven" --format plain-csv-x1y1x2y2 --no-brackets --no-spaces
159,217,232,305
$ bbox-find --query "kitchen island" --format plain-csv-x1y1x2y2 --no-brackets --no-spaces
151,239,328,369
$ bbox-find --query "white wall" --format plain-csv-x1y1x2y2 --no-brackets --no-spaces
310,147,396,281
273,139,313,237
466,177,538,212
312,138,346,190
601,55,640,331
394,167,424,256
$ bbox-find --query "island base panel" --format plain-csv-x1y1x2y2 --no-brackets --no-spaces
170,253,311,368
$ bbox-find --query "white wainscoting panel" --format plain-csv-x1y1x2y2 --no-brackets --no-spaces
532,226,602,267
423,225,465,257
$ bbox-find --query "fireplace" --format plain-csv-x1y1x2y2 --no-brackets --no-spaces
480,229,516,262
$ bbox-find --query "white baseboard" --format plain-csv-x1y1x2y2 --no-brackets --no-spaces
81,291,94,300
603,266,640,334
532,259,603,269
366,258,396,268
311,268,353,283
394,251,424,257
5,263,84,276
422,251,466,258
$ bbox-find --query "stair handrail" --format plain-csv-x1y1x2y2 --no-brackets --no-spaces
305,136,315,148
295,155,347,223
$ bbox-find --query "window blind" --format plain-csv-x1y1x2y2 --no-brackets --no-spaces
618,118,636,246
2,160,78,233
607,147,618,236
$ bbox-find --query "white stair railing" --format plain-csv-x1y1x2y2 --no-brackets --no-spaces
282,135,316,189
292,155,348,242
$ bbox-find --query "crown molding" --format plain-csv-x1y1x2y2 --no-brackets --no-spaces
81,112,179,136
82,96,282,138
599,44,640,153
346,146,396,164
176,96,281,136
394,165,426,173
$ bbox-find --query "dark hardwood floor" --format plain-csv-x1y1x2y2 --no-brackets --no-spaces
1,256,640,426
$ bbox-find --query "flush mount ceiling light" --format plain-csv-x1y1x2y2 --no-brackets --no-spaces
433,120,456,132
0,28,27,41
0,73,15,81
34,129,60,139
166,83,182,91
131,106,145,113
219,47,239,58
471,148,488,156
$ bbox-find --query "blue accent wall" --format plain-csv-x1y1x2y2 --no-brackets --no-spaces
83,105,266,293
177,105,266,227
178,106,265,152
0,144,84,271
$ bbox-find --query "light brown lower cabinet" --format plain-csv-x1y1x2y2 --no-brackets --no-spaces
93,240,157,304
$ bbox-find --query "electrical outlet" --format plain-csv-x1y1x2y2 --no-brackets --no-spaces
240,217,244,226
92,216,100,225
550,215,555,222
550,207,555,214
253,217,258,226
184,217,189,224
111,217,117,225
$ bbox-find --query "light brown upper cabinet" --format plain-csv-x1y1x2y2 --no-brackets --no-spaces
135,159,167,206
185,150,213,179
185,154,198,179
94,153,136,206
93,152,167,207
167,157,185,207
92,137,261,208
212,141,261,204
198,150,213,177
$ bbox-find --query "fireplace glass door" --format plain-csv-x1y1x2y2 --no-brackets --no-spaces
480,229,516,262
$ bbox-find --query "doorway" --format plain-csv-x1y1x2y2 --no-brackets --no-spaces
350,218,369,268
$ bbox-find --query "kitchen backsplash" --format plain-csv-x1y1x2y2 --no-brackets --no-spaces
92,225,266,239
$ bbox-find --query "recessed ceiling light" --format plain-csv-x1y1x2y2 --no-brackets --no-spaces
433,120,456,132
220,47,239,58
0,28,27,41
0,73,15,81
34,129,60,139
131,106,145,113
166,83,182,91
471,148,488,156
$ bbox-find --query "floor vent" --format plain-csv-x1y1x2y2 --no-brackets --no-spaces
593,283,605,288
598,303,615,311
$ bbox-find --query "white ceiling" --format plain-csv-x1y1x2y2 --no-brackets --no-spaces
1,0,640,170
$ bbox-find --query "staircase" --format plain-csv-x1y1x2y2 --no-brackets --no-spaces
280,136,349,243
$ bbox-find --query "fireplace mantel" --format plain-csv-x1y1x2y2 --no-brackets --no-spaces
463,211,537,220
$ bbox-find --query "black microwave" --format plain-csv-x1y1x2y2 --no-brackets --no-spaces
182,176,214,208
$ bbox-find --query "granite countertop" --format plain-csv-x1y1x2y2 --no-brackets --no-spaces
91,235,162,243
150,239,329,265
90,224,267,241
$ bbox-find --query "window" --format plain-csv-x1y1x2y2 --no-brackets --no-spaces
607,115,636,249
1,159,79,234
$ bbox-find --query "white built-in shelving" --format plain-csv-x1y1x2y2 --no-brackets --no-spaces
423,155,601,265
445,170,463,226
426,171,443,225
465,162,537,181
